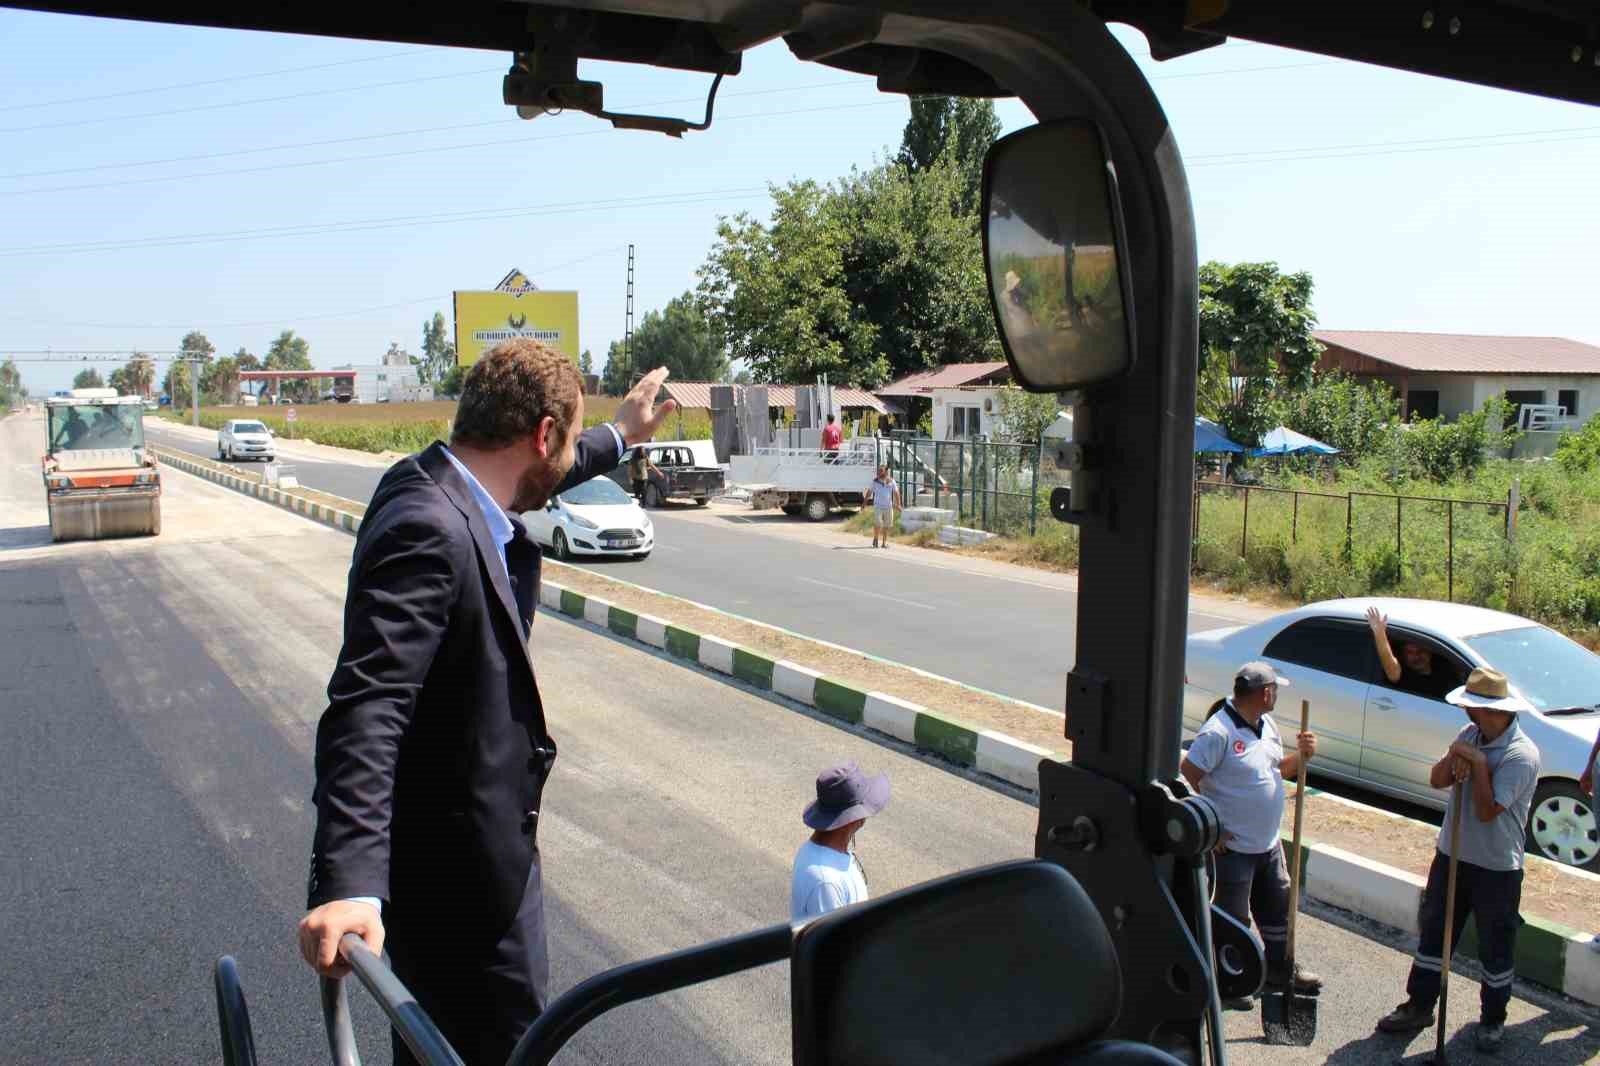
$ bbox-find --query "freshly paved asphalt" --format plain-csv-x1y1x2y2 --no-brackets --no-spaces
5,411,1599,1065
144,420,1250,712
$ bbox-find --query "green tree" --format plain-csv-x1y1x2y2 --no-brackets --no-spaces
698,157,998,388
416,311,455,386
108,367,131,394
600,339,631,396
201,355,241,405
629,292,728,382
234,348,261,371
73,367,105,390
994,387,1059,444
897,96,1002,213
578,349,594,376
124,353,156,398
1196,261,1323,449
162,360,190,406
265,329,313,402
437,364,465,398
0,358,22,408
180,330,216,361
1269,371,1399,464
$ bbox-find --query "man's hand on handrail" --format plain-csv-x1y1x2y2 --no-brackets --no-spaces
298,899,384,979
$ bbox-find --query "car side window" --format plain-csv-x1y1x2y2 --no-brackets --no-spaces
1377,630,1469,701
1262,619,1376,683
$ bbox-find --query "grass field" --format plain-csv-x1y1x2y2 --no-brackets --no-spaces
168,395,714,453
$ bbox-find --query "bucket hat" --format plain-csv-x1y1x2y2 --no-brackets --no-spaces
803,762,890,830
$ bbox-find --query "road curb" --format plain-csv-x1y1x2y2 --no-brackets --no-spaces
152,446,364,534
155,443,1600,1010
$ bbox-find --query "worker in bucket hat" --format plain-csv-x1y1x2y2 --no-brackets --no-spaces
791,761,890,921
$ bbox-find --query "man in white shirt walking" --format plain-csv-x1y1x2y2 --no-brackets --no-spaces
791,762,890,920
862,465,901,550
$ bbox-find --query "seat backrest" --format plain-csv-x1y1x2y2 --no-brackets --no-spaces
791,860,1122,1066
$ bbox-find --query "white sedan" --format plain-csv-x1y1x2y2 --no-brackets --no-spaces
522,475,654,560
1185,597,1600,870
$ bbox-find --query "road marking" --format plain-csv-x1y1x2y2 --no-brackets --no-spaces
797,576,935,612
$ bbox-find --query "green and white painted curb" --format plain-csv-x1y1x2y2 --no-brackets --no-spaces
159,442,1600,1010
153,447,364,533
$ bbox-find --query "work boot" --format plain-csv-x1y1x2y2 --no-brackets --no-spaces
1265,961,1322,994
1476,1022,1504,1053
1376,1001,1436,1033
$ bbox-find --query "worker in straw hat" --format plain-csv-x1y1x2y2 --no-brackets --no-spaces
1376,666,1541,1054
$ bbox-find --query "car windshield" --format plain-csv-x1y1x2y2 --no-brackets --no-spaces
561,477,632,507
233,422,268,435
1464,626,1600,712
48,403,143,451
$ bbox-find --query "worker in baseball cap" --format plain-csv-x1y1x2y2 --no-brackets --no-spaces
1181,661,1321,1009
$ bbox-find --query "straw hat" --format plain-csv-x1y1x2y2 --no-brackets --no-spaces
1446,667,1533,713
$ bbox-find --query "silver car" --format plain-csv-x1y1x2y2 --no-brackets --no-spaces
217,418,275,462
1184,597,1600,870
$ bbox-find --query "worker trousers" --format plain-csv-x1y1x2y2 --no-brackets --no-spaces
1405,850,1523,1026
1214,844,1291,967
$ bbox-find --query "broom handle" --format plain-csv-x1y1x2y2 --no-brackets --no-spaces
1286,699,1310,968
1437,779,1465,1057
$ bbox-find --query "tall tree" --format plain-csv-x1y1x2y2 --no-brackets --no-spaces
108,367,131,394
600,339,631,396
201,355,241,405
0,358,22,408
897,96,1002,213
629,293,729,382
578,349,593,376
265,329,313,402
414,311,455,386
73,368,105,390
233,348,261,371
162,361,191,407
1196,261,1323,448
698,157,999,387
125,353,156,397
180,330,216,361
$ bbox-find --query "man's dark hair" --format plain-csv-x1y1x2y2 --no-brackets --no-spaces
451,339,581,451
827,413,835,423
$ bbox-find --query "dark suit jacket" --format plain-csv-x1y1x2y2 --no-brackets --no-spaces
307,427,621,949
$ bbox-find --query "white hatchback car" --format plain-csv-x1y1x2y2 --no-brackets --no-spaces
1185,597,1600,869
217,418,275,462
522,475,653,560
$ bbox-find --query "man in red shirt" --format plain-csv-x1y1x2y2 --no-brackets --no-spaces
821,413,843,457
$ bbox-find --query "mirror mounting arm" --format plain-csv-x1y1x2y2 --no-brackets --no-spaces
1049,390,1101,524
505,47,724,138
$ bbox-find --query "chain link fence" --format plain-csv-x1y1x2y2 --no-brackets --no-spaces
878,433,1044,536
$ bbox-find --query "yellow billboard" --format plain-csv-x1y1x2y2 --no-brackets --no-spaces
453,274,579,367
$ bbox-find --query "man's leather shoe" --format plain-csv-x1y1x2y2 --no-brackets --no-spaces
1265,962,1322,994
1376,1001,1435,1033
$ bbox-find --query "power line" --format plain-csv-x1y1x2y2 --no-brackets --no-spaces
7,246,630,330
0,65,505,134
0,49,430,113
0,188,770,258
0,78,867,180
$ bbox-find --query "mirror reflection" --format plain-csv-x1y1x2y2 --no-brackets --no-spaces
986,120,1131,391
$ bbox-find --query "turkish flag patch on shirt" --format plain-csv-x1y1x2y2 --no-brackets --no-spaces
1233,740,1247,755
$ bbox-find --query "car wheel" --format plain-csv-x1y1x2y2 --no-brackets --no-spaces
695,496,709,507
1527,781,1600,870
552,530,571,561
805,494,830,522
644,484,663,509
218,443,226,459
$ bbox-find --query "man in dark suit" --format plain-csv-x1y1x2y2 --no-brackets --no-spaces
297,339,677,1065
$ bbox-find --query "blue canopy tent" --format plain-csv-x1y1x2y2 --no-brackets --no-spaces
1194,417,1244,454
1250,426,1340,457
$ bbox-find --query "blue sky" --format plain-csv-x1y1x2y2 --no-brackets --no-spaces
2,9,1597,394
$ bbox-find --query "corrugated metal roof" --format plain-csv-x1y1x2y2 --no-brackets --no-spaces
1314,331,1600,375
875,362,1012,396
660,381,887,413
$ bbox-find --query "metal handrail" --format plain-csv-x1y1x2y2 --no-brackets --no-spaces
325,934,466,1066
506,921,796,1066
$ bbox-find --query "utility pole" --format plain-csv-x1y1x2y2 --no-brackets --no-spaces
624,243,635,384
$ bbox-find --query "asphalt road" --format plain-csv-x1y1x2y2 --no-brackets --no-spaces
5,411,1598,1065
144,420,1250,711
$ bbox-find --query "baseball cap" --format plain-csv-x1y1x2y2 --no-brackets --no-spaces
1235,661,1291,691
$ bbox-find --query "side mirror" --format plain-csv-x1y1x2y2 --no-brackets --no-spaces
981,118,1136,393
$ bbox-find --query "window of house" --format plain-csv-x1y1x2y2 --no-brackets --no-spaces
1406,390,1439,420
1502,389,1546,428
949,406,981,439
1559,389,1579,419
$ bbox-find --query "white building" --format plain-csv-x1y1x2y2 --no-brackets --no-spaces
333,345,431,404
